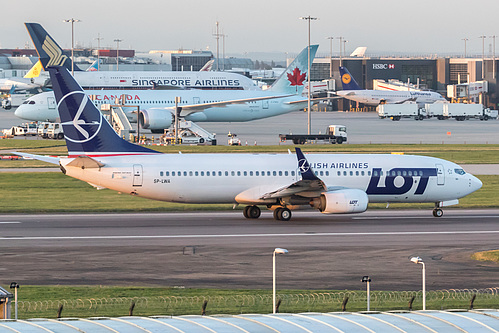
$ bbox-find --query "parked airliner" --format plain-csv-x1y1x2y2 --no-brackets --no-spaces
336,66,446,106
16,66,482,221
15,45,318,133
25,23,258,90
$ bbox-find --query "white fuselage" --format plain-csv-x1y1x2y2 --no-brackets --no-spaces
337,90,446,106
60,153,481,205
15,90,305,123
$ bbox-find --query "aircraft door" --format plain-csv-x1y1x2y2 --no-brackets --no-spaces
436,164,444,185
262,100,269,109
47,97,56,109
133,164,143,187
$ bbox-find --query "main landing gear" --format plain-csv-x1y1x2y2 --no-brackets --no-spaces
433,202,444,217
242,205,292,221
243,205,261,219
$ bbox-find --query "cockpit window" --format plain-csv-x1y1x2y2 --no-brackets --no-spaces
29,100,36,104
22,100,29,104
454,168,466,175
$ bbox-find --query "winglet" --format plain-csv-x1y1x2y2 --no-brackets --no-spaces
295,147,319,181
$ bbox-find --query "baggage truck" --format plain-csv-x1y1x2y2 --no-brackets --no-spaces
279,125,347,145
377,103,427,121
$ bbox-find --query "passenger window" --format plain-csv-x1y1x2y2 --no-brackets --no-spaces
231,171,235,176
256,171,259,176
273,171,277,176
337,171,341,176
361,171,365,176
237,171,241,176
325,171,329,176
267,171,271,176
397,171,401,176
279,171,282,176
160,171,163,176
194,171,198,176
166,171,170,176
408,171,412,176
320,171,323,176
225,171,228,176
189,171,193,176
291,171,295,176
314,171,318,176
350,171,353,176
244,171,247,176
285,171,288,176
368,171,371,176
183,171,187,176
201,171,204,176
219,171,222,176
249,171,253,176
343,171,347,176
356,171,359,176
374,171,378,177
207,171,210,176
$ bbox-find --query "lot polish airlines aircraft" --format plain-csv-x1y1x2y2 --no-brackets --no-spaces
16,45,318,133
336,66,446,106
25,23,258,90
16,66,482,221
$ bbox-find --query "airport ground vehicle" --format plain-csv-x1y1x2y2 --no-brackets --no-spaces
46,122,64,139
279,125,347,145
37,122,50,138
428,103,497,121
377,103,427,121
8,123,37,136
1,94,32,109
228,133,242,146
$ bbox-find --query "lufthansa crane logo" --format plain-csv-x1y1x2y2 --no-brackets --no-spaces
342,73,351,85
59,91,102,143
298,158,310,173
42,35,68,67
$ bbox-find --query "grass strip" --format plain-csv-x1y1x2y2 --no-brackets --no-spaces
472,250,499,263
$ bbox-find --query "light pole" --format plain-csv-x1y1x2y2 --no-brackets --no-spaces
273,248,288,314
480,35,486,79
361,276,371,311
9,282,19,320
410,256,426,310
63,18,80,75
336,36,344,66
114,39,123,71
299,16,317,135
491,35,497,79
94,34,103,71
462,38,469,58
326,36,334,78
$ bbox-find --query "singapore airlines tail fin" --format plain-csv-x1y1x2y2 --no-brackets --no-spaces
268,44,318,94
47,66,159,157
339,66,362,90
25,23,81,71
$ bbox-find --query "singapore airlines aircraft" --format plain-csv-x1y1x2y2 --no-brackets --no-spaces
25,23,258,90
16,66,482,221
336,66,446,106
15,45,318,133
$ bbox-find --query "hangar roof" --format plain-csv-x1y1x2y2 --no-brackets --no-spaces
0,310,497,332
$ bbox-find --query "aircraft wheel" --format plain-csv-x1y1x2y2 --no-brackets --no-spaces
278,208,292,221
273,208,282,220
248,205,261,219
243,206,250,218
432,208,443,217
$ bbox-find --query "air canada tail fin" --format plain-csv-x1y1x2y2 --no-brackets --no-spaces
268,45,318,94
339,66,361,90
47,66,159,157
25,23,81,72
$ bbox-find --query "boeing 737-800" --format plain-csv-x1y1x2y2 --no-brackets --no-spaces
16,45,318,132
16,66,482,221
25,23,258,90
337,66,446,106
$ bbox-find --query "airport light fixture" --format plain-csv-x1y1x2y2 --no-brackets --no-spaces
410,256,426,310
9,282,19,320
94,34,103,71
462,38,469,58
336,36,345,66
479,35,486,79
326,36,334,78
273,248,288,314
491,35,497,79
114,39,123,71
299,16,317,135
63,18,80,76
361,276,371,311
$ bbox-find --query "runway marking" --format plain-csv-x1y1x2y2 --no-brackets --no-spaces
0,230,499,240
0,222,21,224
353,215,499,220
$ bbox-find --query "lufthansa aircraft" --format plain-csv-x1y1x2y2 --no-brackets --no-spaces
25,23,258,90
336,66,446,106
16,66,482,221
15,45,318,133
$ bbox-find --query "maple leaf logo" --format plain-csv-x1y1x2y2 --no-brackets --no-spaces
287,67,306,86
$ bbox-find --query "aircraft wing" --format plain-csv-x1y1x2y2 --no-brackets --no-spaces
286,96,342,105
168,94,293,117
13,152,60,165
261,148,327,199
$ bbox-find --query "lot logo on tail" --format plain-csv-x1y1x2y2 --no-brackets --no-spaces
342,73,351,85
42,36,68,67
298,158,310,173
59,91,102,143
287,67,307,86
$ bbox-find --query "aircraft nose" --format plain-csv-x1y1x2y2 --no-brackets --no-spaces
14,105,26,119
469,175,482,193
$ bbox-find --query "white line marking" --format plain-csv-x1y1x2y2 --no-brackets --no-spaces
353,215,499,220
1,230,498,240
0,222,21,224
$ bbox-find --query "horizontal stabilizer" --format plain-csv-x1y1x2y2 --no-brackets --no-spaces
12,152,59,165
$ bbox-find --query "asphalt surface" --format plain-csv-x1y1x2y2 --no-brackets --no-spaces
0,209,497,290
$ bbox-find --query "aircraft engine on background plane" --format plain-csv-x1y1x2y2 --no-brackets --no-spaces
310,189,369,214
139,108,173,132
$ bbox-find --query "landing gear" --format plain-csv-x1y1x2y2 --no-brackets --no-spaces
432,208,443,217
273,207,292,221
243,205,261,219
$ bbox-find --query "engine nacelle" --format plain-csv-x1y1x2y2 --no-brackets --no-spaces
311,189,368,214
139,108,173,130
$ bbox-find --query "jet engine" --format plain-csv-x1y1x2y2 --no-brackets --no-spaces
139,108,173,131
310,189,368,214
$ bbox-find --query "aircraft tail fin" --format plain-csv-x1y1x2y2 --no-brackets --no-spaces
339,66,361,90
24,60,43,78
25,23,81,72
199,59,214,71
268,45,318,94
47,66,159,157
86,59,101,71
